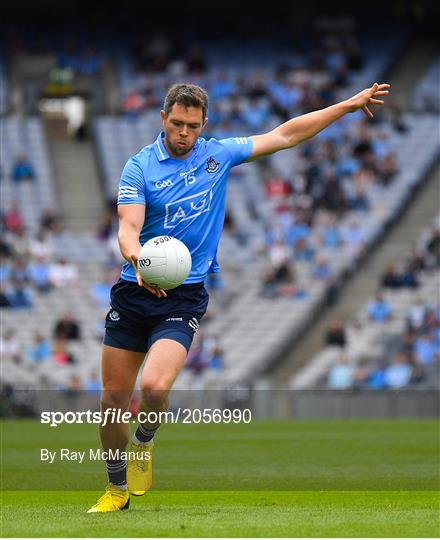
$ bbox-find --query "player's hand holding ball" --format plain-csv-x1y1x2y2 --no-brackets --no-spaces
130,253,167,298
132,236,192,298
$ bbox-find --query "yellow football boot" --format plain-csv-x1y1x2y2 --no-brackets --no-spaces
87,484,130,513
127,441,154,496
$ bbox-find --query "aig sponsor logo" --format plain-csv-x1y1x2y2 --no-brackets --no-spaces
164,189,213,229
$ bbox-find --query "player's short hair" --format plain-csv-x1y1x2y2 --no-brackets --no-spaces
163,83,208,121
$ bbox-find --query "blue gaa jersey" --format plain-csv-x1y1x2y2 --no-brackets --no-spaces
118,132,253,284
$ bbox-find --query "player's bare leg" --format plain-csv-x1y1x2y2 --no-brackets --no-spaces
88,345,145,513
128,338,187,495
99,345,145,452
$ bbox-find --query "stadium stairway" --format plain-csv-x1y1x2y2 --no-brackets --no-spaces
46,133,104,232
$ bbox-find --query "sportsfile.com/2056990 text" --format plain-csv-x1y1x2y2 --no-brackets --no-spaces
40,408,252,427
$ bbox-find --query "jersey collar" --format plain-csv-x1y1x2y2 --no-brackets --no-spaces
153,131,200,162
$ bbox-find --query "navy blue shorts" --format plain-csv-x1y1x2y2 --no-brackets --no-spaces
103,279,209,353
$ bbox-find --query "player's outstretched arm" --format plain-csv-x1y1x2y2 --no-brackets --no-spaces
248,83,390,161
118,204,167,298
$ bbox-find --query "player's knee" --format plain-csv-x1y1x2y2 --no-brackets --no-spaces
100,391,130,413
140,378,170,402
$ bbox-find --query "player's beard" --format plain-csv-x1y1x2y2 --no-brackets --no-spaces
167,138,194,157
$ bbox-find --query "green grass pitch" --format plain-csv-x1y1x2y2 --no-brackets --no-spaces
1,419,439,537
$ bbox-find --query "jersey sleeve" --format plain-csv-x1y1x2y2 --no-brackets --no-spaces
117,156,146,205
208,254,220,274
219,137,254,167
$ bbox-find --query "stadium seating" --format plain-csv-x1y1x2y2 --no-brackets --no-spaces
412,58,440,113
290,216,440,390
1,117,57,233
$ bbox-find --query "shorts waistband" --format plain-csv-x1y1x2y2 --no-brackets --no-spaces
176,282,205,290
118,278,204,291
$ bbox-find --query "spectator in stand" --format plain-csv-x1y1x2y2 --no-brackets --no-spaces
265,174,292,200
366,360,387,389
53,336,76,365
28,255,53,293
208,339,223,371
325,318,347,348
399,262,419,288
261,270,279,297
5,278,33,309
342,218,366,255
211,70,237,100
27,333,52,363
40,208,62,234
414,331,439,366
292,238,315,262
241,97,269,131
381,262,402,289
29,228,54,260
10,154,35,182
200,333,223,371
401,330,416,360
379,152,398,185
312,255,336,301
78,46,102,76
286,214,311,247
384,352,412,389
63,374,82,407
0,285,11,307
53,311,81,340
11,257,29,283
327,354,354,389
8,226,30,258
85,370,102,394
269,239,291,269
367,292,392,323
49,258,78,287
349,185,370,212
3,202,24,234
122,90,145,117
185,333,206,376
265,240,298,298
318,170,348,215
320,214,342,249
91,274,113,308
0,329,22,364
97,209,118,242
0,254,11,282
406,298,428,331
0,235,13,257
426,228,440,268
312,256,333,281
405,249,426,274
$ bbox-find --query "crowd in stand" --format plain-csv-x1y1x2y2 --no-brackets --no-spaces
257,117,399,300
0,200,87,370
325,224,440,390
